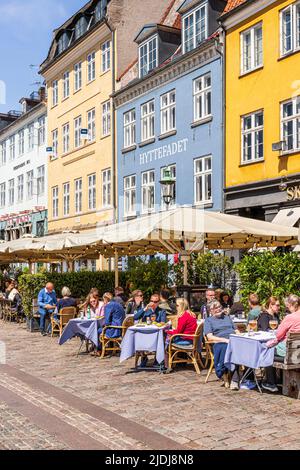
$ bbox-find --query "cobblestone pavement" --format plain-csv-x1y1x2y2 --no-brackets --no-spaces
0,321,300,450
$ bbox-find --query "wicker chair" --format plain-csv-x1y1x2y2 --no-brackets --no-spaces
3,299,18,323
168,321,205,375
204,336,217,383
100,316,134,358
51,307,77,337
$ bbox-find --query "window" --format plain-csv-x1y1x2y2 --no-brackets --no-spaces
28,123,34,150
95,0,107,21
52,129,58,157
75,17,87,40
183,3,207,53
102,101,111,137
88,174,96,210
281,97,300,152
142,170,155,213
9,136,15,160
0,141,6,166
63,71,70,99
161,90,176,135
74,62,82,92
62,123,69,154
141,100,155,142
124,109,136,148
52,186,59,219
57,32,69,54
87,108,96,141
37,165,45,196
194,74,211,122
74,116,82,148
0,183,5,208
52,80,58,106
17,175,24,202
63,182,70,216
102,169,111,207
18,129,24,156
280,2,300,56
241,111,264,163
161,165,176,209
241,23,263,74
87,52,96,82
124,175,136,216
75,178,82,214
8,179,14,206
38,116,45,146
194,156,212,204
101,40,111,73
27,170,34,199
139,36,158,78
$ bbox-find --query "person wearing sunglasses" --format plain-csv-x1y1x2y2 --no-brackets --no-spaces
125,290,145,319
143,293,167,324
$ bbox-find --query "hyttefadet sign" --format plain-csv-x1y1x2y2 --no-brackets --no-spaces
139,138,188,166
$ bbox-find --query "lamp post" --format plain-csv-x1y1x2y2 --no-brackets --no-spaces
159,167,176,211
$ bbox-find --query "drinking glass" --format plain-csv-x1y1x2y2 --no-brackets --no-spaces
248,320,257,334
150,314,156,323
269,319,278,331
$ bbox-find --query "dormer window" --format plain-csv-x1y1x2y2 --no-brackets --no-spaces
139,35,158,78
95,0,107,21
182,2,208,54
57,32,69,55
75,16,87,40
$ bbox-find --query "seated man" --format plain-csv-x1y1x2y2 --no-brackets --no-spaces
99,293,125,340
204,301,240,390
134,293,167,324
38,282,57,336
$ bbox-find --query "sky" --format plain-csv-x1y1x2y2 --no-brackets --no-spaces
0,0,86,113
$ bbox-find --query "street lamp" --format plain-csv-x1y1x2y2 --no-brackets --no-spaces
160,167,176,210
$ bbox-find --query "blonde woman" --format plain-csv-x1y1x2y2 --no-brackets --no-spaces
166,298,197,346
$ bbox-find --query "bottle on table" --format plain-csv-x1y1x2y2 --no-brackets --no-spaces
202,305,207,320
87,306,91,320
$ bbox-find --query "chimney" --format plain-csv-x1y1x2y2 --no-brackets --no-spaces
38,86,46,102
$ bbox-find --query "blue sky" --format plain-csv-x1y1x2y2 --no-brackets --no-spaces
0,0,85,113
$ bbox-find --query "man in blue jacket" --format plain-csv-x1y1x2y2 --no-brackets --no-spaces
38,282,57,336
98,293,125,339
134,293,167,323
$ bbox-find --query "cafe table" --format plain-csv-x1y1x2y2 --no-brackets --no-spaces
224,331,276,393
59,317,105,351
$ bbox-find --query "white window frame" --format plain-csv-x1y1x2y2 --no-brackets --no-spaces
8,179,14,206
17,175,24,202
28,123,35,151
141,170,155,214
102,168,111,208
124,175,136,217
0,141,6,166
161,165,176,210
193,73,212,122
0,182,6,208
18,129,24,156
241,110,264,163
63,71,70,99
27,170,34,200
101,40,111,73
182,3,208,54
280,1,300,57
75,178,83,214
141,100,155,142
102,101,111,137
281,96,300,153
74,116,82,148
194,155,212,205
240,22,263,75
139,35,158,78
63,182,70,217
38,116,45,146
160,90,176,135
88,174,96,211
87,52,96,82
52,186,59,219
37,165,45,196
87,108,96,142
52,129,58,158
9,135,15,161
52,80,58,106
62,123,69,154
74,62,82,92
124,109,136,148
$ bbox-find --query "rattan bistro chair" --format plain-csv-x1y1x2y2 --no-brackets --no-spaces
51,307,77,337
204,336,217,383
99,316,134,358
3,299,18,323
168,321,205,375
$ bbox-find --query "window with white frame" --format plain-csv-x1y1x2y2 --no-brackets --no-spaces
9,136,15,160
88,174,96,210
37,165,45,196
141,100,155,142
101,40,111,73
27,170,34,199
28,123,35,150
102,168,111,207
18,129,24,156
52,186,59,219
87,108,96,141
124,175,136,216
74,116,82,148
139,36,158,78
194,156,212,204
8,179,14,206
0,183,5,208
87,52,96,82
281,97,300,152
161,165,176,209
63,71,70,99
52,129,58,157
161,90,176,135
142,170,155,213
38,116,45,146
102,101,111,136
52,80,58,106
241,23,263,74
17,175,24,202
75,178,82,214
62,123,69,154
74,62,82,91
183,3,207,53
241,111,264,163
124,109,136,148
194,74,211,122
63,182,70,216
280,2,300,56
0,141,6,166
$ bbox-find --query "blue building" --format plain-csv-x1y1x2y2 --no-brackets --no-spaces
114,0,225,222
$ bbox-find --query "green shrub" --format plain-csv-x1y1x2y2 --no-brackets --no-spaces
126,257,170,299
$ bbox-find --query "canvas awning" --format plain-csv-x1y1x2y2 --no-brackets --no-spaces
271,207,300,227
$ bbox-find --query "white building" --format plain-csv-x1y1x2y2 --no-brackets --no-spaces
0,90,48,241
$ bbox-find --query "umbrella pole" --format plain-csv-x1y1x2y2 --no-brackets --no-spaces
114,249,119,288
183,259,188,286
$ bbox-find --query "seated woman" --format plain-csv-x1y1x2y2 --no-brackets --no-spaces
125,290,145,318
220,292,233,313
204,301,240,389
6,280,24,319
81,289,104,319
257,296,280,331
166,298,197,346
57,287,77,312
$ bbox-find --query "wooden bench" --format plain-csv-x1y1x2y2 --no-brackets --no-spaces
273,333,300,399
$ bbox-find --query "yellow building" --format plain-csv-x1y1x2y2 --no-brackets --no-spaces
222,0,300,224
